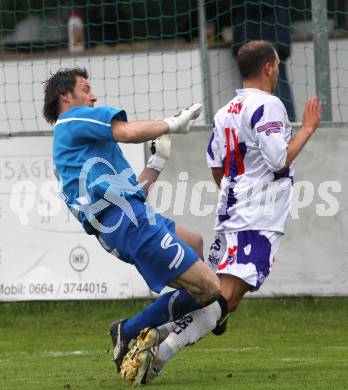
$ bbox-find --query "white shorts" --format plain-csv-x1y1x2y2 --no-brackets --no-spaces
207,230,282,291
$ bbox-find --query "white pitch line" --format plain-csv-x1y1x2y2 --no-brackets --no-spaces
192,345,348,354
323,345,348,350
0,350,103,359
281,357,324,363
192,347,270,353
1,345,347,361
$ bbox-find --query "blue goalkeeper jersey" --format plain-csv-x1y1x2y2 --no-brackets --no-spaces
53,105,146,235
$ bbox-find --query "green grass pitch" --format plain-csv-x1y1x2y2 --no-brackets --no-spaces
0,298,348,389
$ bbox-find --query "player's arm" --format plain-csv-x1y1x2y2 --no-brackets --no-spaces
280,97,321,171
137,167,160,195
112,103,202,143
211,167,224,189
138,135,171,195
112,120,169,143
207,116,224,188
254,101,289,172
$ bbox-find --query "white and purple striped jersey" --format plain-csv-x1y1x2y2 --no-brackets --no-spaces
207,88,294,234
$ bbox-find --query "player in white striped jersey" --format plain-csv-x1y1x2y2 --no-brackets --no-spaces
138,40,322,383
208,87,294,234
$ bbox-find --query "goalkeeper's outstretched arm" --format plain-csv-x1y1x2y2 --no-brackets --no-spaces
111,103,202,143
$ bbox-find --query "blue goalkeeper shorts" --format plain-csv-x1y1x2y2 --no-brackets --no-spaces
96,198,199,293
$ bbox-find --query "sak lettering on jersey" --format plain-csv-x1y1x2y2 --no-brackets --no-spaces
227,102,243,114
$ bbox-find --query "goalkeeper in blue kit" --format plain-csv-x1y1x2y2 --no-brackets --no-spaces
43,67,229,385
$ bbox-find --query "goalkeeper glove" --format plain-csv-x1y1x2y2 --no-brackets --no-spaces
146,134,171,173
164,103,202,134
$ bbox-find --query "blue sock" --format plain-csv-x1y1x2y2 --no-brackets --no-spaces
123,289,202,338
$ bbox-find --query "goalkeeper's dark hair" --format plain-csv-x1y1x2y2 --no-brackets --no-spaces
42,67,89,124
237,40,277,80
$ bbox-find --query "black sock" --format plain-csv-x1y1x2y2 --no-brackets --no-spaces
217,295,228,319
